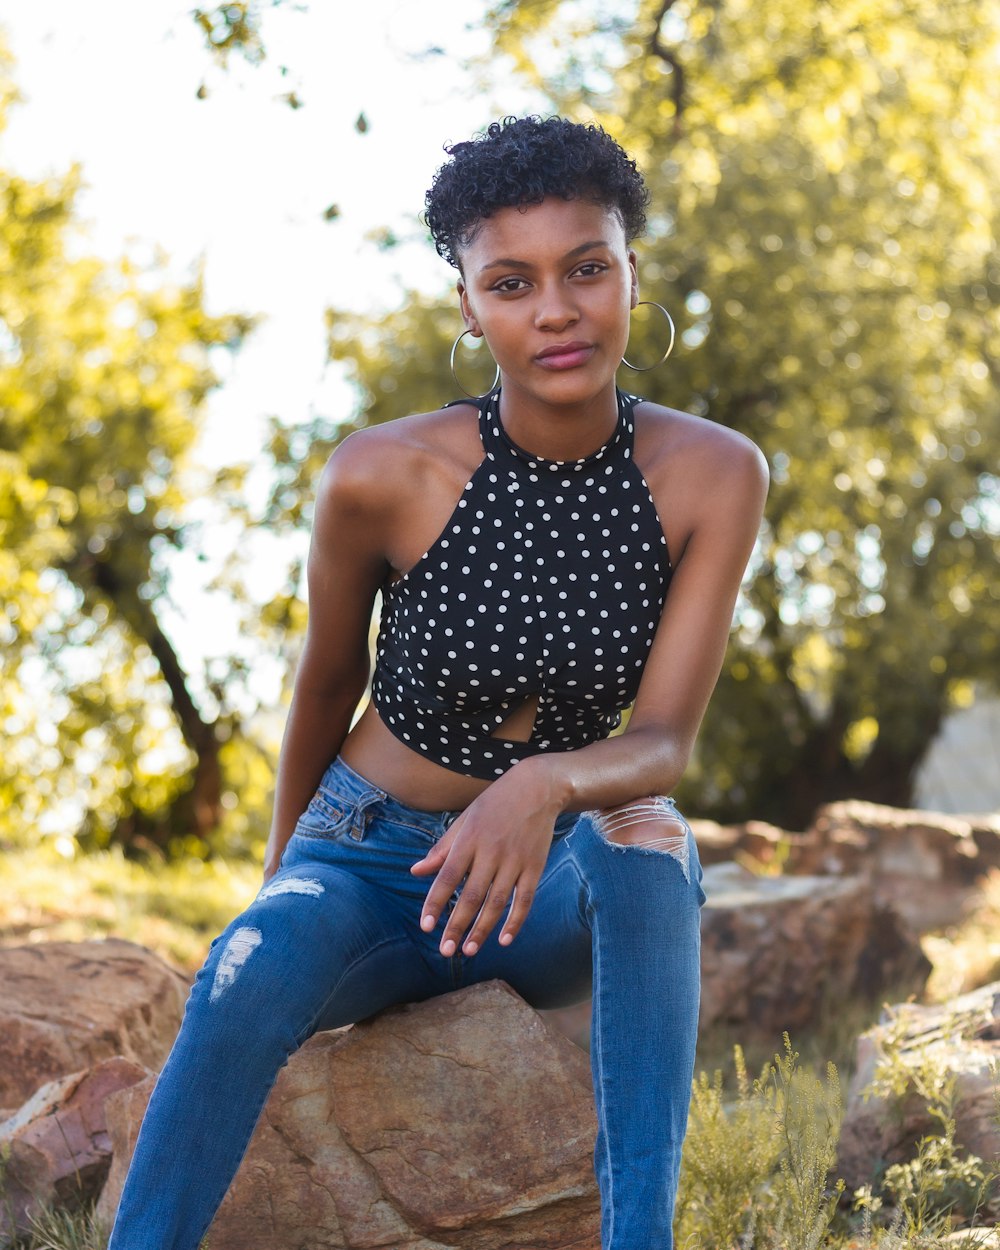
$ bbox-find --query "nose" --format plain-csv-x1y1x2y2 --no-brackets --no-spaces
534,283,580,332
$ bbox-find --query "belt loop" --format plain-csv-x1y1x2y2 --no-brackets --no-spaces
349,787,386,842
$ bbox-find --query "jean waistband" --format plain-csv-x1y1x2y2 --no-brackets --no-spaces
322,755,580,838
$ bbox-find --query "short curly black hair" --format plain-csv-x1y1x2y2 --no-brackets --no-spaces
424,115,650,270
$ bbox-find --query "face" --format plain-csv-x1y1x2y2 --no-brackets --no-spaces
456,197,639,409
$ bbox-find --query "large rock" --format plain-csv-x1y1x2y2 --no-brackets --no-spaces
838,981,1000,1192
0,1056,150,1239
692,804,1000,933
698,862,930,1034
801,802,1000,931
0,939,188,1112
100,981,600,1250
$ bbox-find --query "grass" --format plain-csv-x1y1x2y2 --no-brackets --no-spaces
0,842,259,974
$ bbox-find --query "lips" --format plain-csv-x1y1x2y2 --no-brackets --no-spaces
535,341,595,370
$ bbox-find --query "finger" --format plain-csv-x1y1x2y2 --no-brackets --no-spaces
461,874,519,956
438,868,497,957
419,843,474,938
498,871,541,947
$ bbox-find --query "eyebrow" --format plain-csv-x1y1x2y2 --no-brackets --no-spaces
479,239,613,272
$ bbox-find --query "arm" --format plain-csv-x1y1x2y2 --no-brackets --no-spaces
414,430,769,951
263,434,391,880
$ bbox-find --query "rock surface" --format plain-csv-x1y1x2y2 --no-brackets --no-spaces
698,863,930,1034
694,803,1000,933
838,980,1000,1192
802,801,999,931
100,981,600,1250
0,939,187,1112
0,1056,150,1239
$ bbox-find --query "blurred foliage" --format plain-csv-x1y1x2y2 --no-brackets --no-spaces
191,0,308,110
0,39,274,857
282,0,1000,825
0,841,258,973
4,2,999,853
193,1,288,67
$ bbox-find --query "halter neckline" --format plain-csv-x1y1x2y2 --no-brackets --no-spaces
477,387,635,480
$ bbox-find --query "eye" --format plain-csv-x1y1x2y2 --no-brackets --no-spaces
573,262,607,278
492,277,528,293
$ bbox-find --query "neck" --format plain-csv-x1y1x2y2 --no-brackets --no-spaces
496,379,620,461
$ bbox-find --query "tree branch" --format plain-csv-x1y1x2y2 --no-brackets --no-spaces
649,0,686,122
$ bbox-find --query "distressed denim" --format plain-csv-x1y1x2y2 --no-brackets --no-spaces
108,756,706,1250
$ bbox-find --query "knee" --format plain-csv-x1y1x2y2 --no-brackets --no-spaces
592,797,692,881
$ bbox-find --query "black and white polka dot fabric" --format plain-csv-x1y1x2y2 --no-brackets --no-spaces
371,387,673,780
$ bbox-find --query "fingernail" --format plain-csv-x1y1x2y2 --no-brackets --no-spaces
464,940,479,956
421,914,435,932
499,932,512,946
441,939,456,956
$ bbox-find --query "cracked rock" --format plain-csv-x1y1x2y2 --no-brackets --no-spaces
0,1055,150,1239
100,981,599,1249
0,939,188,1111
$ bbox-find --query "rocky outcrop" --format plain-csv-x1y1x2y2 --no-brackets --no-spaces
0,1057,150,1239
693,803,1000,933
0,939,187,1114
698,863,930,1034
100,981,600,1250
803,802,1000,931
838,981,1000,1192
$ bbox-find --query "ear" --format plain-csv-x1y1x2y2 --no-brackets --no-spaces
457,279,483,337
628,250,639,309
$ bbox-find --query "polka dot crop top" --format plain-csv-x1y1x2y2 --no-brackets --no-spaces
371,387,673,780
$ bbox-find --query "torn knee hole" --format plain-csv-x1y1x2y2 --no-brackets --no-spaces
593,799,692,878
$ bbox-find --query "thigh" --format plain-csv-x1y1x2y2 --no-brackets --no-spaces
190,849,443,1042
461,831,593,1010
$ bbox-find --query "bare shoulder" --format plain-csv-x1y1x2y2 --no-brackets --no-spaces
316,402,483,519
633,399,768,488
631,399,770,560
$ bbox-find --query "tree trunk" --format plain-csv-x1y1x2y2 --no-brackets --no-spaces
84,556,224,848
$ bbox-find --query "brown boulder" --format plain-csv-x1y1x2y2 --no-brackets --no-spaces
838,981,1000,1193
0,939,187,1110
690,817,810,870
0,1056,150,1239
100,981,600,1250
801,801,999,931
698,862,930,1035
693,804,1000,933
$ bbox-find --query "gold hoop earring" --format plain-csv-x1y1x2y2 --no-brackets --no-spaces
622,301,676,372
450,329,501,398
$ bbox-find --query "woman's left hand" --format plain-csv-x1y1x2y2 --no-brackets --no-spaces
410,761,565,957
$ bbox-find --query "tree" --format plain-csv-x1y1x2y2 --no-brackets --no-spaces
298,0,1000,825
0,40,262,853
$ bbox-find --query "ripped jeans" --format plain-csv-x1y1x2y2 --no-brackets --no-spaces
107,756,706,1250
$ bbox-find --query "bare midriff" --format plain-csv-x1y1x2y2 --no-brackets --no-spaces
339,703,508,812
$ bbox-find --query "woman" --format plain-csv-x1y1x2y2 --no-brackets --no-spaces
108,116,768,1250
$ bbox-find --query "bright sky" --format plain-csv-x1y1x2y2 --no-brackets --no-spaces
1,0,533,448
0,0,541,715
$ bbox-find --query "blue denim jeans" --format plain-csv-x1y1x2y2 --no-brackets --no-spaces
108,756,706,1250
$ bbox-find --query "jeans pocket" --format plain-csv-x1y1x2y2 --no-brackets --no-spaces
294,785,353,840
